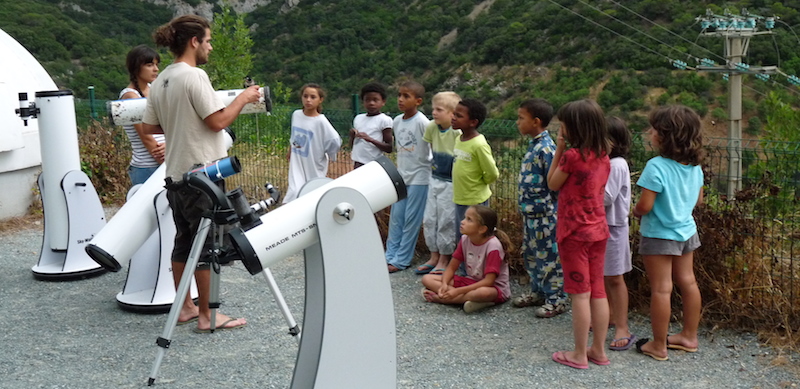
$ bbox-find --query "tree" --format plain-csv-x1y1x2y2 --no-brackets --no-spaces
204,3,253,90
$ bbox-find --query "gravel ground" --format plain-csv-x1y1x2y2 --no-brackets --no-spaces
1,226,798,389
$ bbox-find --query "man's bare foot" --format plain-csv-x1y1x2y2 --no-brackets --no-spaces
196,313,247,332
388,264,401,273
178,305,200,325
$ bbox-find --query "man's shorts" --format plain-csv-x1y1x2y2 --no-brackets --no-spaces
166,180,230,266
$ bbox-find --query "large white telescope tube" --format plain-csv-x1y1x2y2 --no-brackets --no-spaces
85,132,234,272
37,91,82,250
85,164,167,271
107,87,271,126
230,156,406,276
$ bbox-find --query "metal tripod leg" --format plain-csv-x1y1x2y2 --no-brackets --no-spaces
261,268,301,341
147,217,212,386
208,225,224,332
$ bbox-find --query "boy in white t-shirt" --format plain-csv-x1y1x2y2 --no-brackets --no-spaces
349,82,393,169
385,81,431,273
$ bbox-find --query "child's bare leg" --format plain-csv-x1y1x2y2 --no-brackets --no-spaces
588,297,609,362
640,255,673,358
605,275,632,347
560,291,590,365
421,274,444,291
462,286,497,303
434,286,497,305
435,254,451,271
670,251,700,350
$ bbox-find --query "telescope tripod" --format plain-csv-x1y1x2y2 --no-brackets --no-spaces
147,212,300,386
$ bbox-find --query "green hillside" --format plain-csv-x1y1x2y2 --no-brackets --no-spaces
3,0,800,123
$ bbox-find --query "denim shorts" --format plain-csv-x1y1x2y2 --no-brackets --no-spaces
638,233,701,256
128,165,159,186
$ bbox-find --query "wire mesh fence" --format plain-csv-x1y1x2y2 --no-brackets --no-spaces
76,99,799,326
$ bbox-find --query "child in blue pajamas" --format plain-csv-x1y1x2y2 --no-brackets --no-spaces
514,99,567,318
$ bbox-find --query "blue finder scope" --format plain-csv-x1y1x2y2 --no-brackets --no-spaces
190,156,241,182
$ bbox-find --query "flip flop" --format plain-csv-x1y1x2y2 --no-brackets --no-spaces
429,268,446,275
193,318,247,334
667,338,698,353
609,334,638,351
177,315,199,326
635,338,669,361
413,264,435,275
588,355,611,366
551,351,588,369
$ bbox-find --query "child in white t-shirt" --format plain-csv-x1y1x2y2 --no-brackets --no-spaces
349,82,393,169
385,81,431,272
284,83,342,203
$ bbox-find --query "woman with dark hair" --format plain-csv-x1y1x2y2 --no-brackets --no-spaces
120,44,163,186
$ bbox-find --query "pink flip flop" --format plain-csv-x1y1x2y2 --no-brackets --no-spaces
588,355,611,366
552,351,588,369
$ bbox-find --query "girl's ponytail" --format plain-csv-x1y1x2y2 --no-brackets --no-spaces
493,228,512,254
471,205,513,254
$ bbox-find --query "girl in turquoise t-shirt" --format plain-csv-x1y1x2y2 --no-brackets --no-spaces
633,105,705,361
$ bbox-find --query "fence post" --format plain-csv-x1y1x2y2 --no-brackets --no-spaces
351,94,359,117
88,86,98,120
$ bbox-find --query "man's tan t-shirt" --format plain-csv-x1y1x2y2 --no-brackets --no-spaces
142,62,226,180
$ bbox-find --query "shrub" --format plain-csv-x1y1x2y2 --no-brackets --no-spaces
628,182,800,343
78,120,131,205
746,116,762,135
712,107,727,121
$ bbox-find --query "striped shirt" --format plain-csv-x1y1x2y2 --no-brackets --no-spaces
119,87,164,168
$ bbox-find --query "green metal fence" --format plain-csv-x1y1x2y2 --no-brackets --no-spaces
75,99,799,323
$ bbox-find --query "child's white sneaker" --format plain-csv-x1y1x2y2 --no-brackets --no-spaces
535,303,568,318
463,301,495,313
511,293,546,308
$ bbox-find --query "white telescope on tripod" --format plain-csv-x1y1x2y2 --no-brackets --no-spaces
225,156,405,389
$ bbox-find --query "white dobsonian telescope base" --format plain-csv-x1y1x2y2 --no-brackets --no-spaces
34,170,107,279
115,187,198,311
29,90,106,280
226,157,405,388
290,186,397,388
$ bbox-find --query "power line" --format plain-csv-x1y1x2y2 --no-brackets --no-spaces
575,0,694,62
545,0,800,96
777,20,800,46
592,2,800,94
542,0,674,63
604,0,726,63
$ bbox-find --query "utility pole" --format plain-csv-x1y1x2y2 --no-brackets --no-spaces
695,8,777,200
